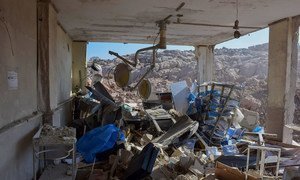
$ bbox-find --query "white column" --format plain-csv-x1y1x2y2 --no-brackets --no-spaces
37,0,58,124
72,41,87,92
266,16,300,143
194,45,214,84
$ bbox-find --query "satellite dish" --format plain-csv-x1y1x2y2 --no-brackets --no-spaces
114,63,131,88
138,79,151,100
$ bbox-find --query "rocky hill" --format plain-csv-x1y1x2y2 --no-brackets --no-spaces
89,43,300,124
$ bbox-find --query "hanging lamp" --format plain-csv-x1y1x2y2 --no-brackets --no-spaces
233,0,241,38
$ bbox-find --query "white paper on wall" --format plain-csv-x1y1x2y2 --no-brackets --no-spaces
7,71,18,90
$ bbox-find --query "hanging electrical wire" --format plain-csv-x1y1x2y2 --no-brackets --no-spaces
0,16,14,56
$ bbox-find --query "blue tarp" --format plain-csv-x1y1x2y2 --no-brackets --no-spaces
76,124,125,163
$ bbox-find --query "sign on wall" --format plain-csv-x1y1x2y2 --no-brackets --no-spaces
7,71,18,90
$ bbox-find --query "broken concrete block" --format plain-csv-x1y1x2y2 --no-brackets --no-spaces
168,157,179,169
189,159,204,177
179,156,194,169
171,147,185,157
151,165,175,179
140,133,153,145
120,149,134,166
175,174,198,180
240,108,259,130
199,153,208,164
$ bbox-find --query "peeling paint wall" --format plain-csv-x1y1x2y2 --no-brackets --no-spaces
56,26,72,105
0,0,41,179
0,0,73,179
0,116,41,180
0,0,38,128
51,24,73,126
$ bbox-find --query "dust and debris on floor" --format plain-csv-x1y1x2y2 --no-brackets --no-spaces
33,66,300,180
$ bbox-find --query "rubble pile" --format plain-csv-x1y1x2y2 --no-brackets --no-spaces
36,76,300,179
34,44,300,179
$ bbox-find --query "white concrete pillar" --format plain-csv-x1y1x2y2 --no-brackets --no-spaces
72,41,87,92
37,0,58,123
194,45,214,84
266,16,300,143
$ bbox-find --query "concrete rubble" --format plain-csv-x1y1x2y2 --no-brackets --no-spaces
34,77,300,180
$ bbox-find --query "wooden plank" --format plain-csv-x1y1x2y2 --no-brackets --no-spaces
215,162,259,180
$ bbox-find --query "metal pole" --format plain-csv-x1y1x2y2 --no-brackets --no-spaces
246,147,250,180
275,149,281,178
260,150,266,177
72,143,76,180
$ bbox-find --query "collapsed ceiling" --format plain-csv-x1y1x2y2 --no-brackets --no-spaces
52,0,300,46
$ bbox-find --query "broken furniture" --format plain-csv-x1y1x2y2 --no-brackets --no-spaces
145,108,176,134
215,161,259,180
246,145,281,179
123,143,159,180
73,97,100,138
196,82,243,146
152,115,199,146
32,125,77,180
244,132,278,146
216,155,257,170
86,81,122,126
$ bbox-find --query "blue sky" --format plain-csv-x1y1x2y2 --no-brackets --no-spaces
86,28,269,60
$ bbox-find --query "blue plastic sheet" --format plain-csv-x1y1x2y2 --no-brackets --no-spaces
252,125,264,133
76,124,125,163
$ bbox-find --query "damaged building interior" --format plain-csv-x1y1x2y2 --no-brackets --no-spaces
2,0,300,179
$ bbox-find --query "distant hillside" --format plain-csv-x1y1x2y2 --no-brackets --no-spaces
89,43,300,124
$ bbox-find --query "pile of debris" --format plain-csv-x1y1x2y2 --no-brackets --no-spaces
36,79,300,179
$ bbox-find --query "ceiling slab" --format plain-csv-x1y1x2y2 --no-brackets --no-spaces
52,0,300,45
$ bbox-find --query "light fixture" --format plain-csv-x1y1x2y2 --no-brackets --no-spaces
233,0,241,39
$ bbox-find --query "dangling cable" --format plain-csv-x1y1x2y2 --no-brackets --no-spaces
0,16,14,56
236,0,239,20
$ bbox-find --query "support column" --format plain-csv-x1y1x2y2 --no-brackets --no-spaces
37,0,57,124
194,45,215,84
72,42,87,92
266,16,300,143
